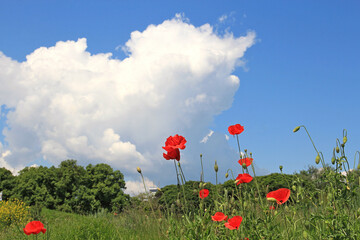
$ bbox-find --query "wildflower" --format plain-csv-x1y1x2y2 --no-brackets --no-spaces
224,216,242,230
266,188,291,205
23,221,46,235
269,206,275,210
238,158,253,167
228,124,244,135
211,212,228,221
199,189,209,199
235,173,253,185
163,148,180,161
162,134,187,151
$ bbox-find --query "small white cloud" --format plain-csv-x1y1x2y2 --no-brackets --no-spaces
219,14,228,23
200,130,214,143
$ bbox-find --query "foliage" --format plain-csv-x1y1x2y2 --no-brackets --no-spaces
3,160,130,214
0,198,30,229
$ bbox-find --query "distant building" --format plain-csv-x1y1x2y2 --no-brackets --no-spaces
148,187,158,195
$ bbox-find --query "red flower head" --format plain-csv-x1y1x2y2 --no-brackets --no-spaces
269,206,275,210
228,124,244,135
163,148,180,161
235,173,253,185
266,188,291,205
211,212,228,221
199,189,209,199
224,216,243,230
238,158,253,167
162,134,187,151
23,221,46,235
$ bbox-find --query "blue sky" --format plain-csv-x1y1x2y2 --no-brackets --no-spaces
1,1,359,194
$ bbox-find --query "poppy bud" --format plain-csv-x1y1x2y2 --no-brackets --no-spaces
242,163,247,169
225,173,229,178
315,155,320,164
244,149,247,153
214,160,218,172
293,126,301,133
279,165,283,172
341,143,344,148
331,157,336,165
243,201,248,207
200,154,202,157
157,188,162,192
343,136,347,144
336,146,339,153
137,167,142,174
292,185,296,191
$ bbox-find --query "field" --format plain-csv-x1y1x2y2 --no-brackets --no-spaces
1,125,360,239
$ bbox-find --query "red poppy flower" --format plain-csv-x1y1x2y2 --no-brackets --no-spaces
199,189,209,199
224,216,242,230
162,134,187,151
266,188,291,205
163,148,180,161
235,173,253,185
228,124,244,135
211,212,228,221
23,221,46,235
238,158,253,167
269,206,275,210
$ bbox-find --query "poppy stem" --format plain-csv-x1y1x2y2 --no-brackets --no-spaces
173,160,181,187
178,162,187,182
236,134,242,158
354,151,360,170
200,154,204,182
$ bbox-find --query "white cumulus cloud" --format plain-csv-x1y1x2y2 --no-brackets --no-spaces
0,15,255,185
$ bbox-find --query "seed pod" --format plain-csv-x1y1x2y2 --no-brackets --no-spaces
137,167,142,174
293,126,300,132
315,155,320,164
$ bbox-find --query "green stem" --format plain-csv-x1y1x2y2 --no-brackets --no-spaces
173,160,180,186
140,172,155,215
178,162,187,182
236,134,242,158
354,151,360,170
200,154,204,182
301,126,319,154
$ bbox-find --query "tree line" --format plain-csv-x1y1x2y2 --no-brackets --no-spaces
0,160,130,214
